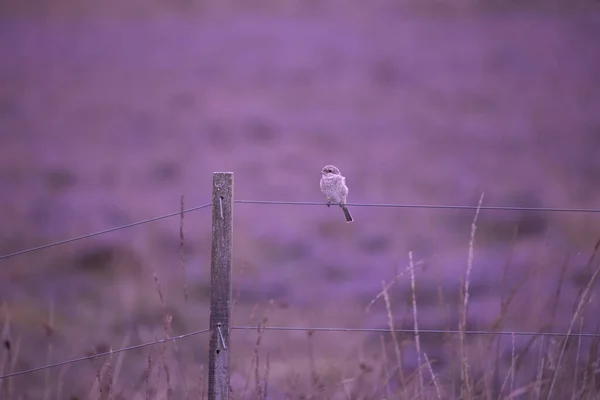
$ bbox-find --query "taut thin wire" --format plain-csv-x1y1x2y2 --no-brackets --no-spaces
0,203,212,261
231,325,600,338
3,199,600,262
0,328,210,380
234,200,600,213
2,325,598,381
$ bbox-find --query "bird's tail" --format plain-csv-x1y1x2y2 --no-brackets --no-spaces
341,205,354,223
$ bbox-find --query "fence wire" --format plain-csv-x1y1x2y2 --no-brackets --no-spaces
3,324,599,382
0,328,210,380
3,199,600,262
235,200,600,213
232,325,600,338
0,203,212,261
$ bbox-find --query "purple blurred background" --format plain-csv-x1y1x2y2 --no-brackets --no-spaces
1,1,600,397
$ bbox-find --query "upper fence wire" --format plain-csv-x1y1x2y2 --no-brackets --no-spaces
2,199,600,261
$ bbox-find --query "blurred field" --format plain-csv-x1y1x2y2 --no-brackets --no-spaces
1,0,600,398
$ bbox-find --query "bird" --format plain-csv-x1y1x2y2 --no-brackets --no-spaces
320,165,354,223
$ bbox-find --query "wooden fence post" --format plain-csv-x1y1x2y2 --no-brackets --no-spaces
208,172,233,400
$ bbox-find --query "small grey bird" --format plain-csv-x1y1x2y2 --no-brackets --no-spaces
320,165,354,223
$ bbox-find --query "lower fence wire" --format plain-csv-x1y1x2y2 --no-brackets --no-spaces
0,328,210,380
2,325,599,381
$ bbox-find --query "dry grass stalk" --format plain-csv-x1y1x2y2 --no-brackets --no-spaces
366,260,424,313
145,355,154,400
460,192,484,397
573,316,585,399
382,280,407,400
500,333,518,396
180,194,189,303
423,352,442,399
104,349,115,400
409,251,424,397
89,347,114,400
153,271,189,399
198,364,206,400
110,333,130,395
252,317,268,400
153,272,174,399
43,301,54,400
379,334,392,399
55,360,70,399
307,328,320,396
263,353,271,399
242,315,269,399
533,336,545,400
157,336,172,400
